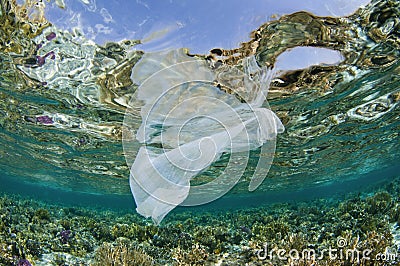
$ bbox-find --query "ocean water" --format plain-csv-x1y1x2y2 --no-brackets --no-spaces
0,0,399,265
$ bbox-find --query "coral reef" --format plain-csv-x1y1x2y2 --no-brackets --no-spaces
0,175,399,265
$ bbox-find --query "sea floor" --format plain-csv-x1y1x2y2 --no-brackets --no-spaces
1,175,399,266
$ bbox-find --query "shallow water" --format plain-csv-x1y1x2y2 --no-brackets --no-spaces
0,0,400,264
1,0,398,196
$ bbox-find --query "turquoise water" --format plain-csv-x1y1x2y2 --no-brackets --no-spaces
0,0,400,264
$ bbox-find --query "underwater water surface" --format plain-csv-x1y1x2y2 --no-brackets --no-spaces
0,0,400,265
0,0,398,199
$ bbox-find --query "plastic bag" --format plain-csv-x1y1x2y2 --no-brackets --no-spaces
123,48,284,224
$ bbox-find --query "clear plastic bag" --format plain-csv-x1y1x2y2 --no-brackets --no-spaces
123,48,284,224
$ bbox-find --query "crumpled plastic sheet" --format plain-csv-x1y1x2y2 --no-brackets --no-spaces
125,48,284,224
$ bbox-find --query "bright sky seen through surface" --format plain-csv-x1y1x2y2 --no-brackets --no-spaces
44,0,371,55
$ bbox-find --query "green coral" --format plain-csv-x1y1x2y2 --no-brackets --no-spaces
92,238,154,266
110,223,158,243
34,208,50,221
172,244,210,266
366,191,393,214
